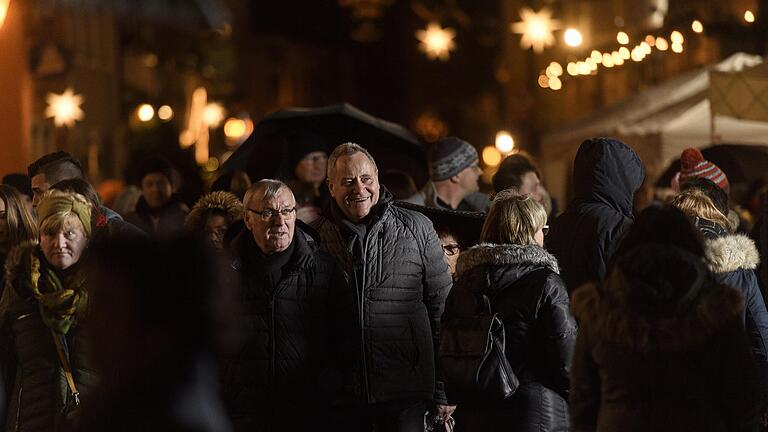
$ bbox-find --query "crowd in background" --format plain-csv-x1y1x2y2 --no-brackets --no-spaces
0,135,766,431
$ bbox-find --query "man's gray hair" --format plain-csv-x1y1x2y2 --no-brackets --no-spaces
327,142,378,179
244,179,295,209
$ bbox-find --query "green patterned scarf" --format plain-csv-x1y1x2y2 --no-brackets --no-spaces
30,253,88,334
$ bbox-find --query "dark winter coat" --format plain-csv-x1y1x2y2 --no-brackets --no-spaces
405,181,490,212
569,245,761,432
221,223,344,431
704,232,768,407
311,188,453,404
0,242,98,432
444,244,576,432
125,196,188,238
546,138,644,292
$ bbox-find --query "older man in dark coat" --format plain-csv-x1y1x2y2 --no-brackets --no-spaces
311,143,453,432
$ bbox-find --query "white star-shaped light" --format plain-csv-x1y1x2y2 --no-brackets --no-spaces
45,88,84,128
416,22,456,61
510,7,561,53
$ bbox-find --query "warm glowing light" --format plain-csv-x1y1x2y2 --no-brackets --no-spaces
640,42,652,54
224,118,247,139
204,157,220,173
617,31,629,45
495,131,515,153
670,30,684,44
549,76,562,90
158,105,173,121
745,10,755,23
590,50,602,63
416,22,456,61
644,35,656,46
672,43,683,53
538,74,550,88
45,88,85,128
0,0,10,29
619,46,630,59
564,28,583,47
631,47,644,62
612,51,624,65
137,104,154,122
482,146,502,167
203,103,226,128
656,37,669,51
567,62,578,76
603,53,614,67
692,20,704,33
577,61,590,75
546,62,563,77
510,7,561,53
586,58,597,71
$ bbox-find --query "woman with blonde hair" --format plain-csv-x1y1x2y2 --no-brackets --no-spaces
672,182,768,409
0,185,38,290
442,191,576,431
0,190,97,432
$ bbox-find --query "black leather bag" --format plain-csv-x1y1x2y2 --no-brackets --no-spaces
439,294,519,403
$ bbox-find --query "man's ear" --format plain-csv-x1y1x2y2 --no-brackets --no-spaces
449,174,461,184
326,177,335,198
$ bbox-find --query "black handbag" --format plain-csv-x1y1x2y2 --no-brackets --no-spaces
439,294,519,403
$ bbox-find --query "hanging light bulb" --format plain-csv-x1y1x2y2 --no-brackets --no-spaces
692,20,704,33
416,22,457,61
564,28,583,47
510,7,561,53
617,31,629,45
656,37,669,51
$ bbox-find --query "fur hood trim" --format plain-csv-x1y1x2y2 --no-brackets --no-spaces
4,241,38,288
456,243,559,275
705,234,759,274
571,277,743,352
184,191,243,232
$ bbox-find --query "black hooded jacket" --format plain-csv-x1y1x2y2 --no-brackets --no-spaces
546,138,644,292
444,243,576,432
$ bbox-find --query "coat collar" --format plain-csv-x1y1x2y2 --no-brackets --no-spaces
456,243,560,275
704,233,759,273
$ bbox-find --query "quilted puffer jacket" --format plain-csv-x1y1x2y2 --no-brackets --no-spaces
311,188,452,404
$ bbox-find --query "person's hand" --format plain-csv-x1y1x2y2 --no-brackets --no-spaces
434,404,457,422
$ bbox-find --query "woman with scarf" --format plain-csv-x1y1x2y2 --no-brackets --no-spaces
0,190,96,432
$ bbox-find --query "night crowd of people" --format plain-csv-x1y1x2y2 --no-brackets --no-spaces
0,135,767,432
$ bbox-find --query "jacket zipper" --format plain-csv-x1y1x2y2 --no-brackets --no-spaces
359,229,373,403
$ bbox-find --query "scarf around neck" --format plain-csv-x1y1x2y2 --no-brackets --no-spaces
30,252,88,334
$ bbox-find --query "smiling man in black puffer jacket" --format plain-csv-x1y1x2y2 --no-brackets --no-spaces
312,143,453,432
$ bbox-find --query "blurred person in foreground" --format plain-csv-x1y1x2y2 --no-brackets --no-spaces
82,235,233,432
570,205,761,432
0,185,37,293
222,179,344,431
125,156,189,238
0,190,97,432
312,143,453,431
443,192,576,431
546,138,644,293
406,136,488,212
184,191,243,250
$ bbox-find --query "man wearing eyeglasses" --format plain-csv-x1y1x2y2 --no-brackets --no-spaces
223,179,344,432
312,143,453,432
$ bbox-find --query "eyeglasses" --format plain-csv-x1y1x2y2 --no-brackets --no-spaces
542,225,549,236
247,207,296,221
442,243,461,256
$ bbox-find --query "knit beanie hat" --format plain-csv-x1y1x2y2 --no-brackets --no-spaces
676,148,729,192
428,137,479,181
37,191,93,236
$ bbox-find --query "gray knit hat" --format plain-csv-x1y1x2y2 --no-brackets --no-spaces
428,137,479,181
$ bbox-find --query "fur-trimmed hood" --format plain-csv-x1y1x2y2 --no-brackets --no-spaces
571,244,743,352
704,233,759,274
184,191,243,232
457,243,559,275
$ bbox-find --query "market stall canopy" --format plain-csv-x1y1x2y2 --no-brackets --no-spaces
542,53,768,167
655,144,768,187
710,61,768,123
219,103,429,187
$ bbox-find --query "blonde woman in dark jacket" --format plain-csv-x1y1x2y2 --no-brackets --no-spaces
444,191,576,431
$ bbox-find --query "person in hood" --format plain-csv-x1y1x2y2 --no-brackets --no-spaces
125,156,189,238
444,191,576,431
221,179,344,432
405,136,488,212
546,138,644,293
672,184,768,412
311,143,453,432
184,191,243,250
569,205,761,432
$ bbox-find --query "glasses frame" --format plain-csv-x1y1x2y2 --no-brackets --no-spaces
442,243,461,256
247,207,297,221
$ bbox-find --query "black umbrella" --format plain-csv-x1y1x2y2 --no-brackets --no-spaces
655,144,768,188
395,201,486,249
219,103,429,187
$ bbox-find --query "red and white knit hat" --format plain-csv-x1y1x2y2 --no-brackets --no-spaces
676,148,729,192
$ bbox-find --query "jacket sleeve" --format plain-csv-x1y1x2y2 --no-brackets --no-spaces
539,273,577,400
717,318,762,432
569,324,601,432
416,217,453,404
741,270,768,408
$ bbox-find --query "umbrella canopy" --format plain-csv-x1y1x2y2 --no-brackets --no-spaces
395,201,486,249
655,144,768,187
219,103,429,187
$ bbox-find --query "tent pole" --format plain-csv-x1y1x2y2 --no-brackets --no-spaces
710,112,716,144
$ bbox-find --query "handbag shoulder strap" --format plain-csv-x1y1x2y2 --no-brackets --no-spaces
50,329,80,406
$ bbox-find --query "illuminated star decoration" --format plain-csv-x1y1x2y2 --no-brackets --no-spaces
510,7,561,53
45,88,85,128
416,22,456,61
